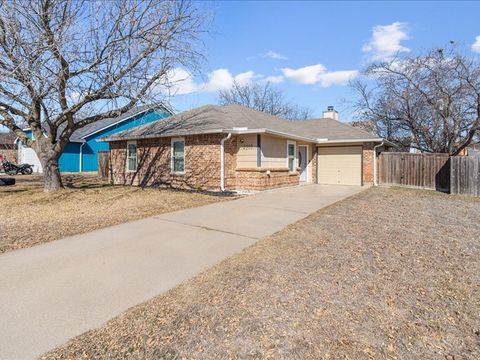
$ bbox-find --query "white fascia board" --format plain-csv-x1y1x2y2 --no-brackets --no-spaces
263,129,316,143
316,138,384,145
82,108,156,139
225,128,316,143
102,127,385,146
100,128,227,142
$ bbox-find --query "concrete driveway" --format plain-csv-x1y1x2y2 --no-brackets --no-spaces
0,184,364,359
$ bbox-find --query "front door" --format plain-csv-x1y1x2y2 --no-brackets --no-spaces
298,145,308,183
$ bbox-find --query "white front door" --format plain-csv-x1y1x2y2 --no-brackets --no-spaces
298,145,308,183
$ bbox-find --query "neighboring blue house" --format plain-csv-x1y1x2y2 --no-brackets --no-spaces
17,105,172,173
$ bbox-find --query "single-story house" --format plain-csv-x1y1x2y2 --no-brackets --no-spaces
0,131,17,163
17,105,172,173
103,104,386,192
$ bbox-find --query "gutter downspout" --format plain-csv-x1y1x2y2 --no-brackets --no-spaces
220,133,232,191
373,141,384,186
79,142,85,172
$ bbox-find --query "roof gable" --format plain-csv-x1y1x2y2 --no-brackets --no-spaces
71,104,171,141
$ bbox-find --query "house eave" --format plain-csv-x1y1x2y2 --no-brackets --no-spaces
101,129,228,142
316,138,384,146
102,127,386,146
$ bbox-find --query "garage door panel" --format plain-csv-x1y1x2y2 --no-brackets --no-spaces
318,146,361,186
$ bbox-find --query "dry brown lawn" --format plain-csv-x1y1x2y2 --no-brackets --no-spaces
0,174,226,253
43,186,480,360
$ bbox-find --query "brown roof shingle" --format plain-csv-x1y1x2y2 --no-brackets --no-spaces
104,104,381,143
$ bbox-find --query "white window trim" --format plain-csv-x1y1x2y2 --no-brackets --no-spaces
126,141,137,173
171,137,186,174
286,140,296,172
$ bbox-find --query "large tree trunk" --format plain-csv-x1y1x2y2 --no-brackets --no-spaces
38,146,64,192
42,158,63,192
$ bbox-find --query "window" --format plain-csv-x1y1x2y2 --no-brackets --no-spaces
287,141,296,172
126,141,137,172
171,138,185,173
256,134,262,167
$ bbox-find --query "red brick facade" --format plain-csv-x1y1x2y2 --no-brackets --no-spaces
109,134,376,191
235,168,299,191
110,134,235,191
0,148,17,163
362,142,375,185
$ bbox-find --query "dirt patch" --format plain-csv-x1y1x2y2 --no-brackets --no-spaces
43,187,480,359
0,174,228,253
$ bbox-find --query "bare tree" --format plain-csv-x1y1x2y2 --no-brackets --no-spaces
349,119,376,135
218,81,313,120
0,0,207,191
352,46,480,155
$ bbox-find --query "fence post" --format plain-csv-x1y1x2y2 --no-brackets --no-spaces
97,151,110,180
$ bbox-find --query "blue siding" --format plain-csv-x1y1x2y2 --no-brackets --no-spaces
81,110,169,172
20,110,169,172
59,143,81,172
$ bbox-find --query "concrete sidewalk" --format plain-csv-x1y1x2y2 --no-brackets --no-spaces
0,184,364,359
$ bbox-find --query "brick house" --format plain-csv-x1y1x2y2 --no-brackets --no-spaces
0,131,17,163
103,104,386,192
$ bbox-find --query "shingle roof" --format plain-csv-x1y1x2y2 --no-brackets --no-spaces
28,104,171,143
104,104,381,143
69,104,171,142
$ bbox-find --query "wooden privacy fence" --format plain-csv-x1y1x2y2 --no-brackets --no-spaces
450,156,480,196
378,152,450,192
97,151,110,179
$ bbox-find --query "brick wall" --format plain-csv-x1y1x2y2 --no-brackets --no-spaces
235,168,299,191
110,134,235,191
109,134,375,191
109,134,300,192
0,147,17,163
362,143,375,185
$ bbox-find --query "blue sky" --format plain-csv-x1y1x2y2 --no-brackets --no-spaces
168,0,480,121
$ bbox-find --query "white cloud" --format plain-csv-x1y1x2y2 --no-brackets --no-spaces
201,69,234,92
233,70,257,86
264,75,284,84
363,22,410,60
165,68,259,95
262,50,288,60
316,70,360,87
281,64,326,85
247,50,288,61
163,68,199,95
472,35,480,53
281,64,358,87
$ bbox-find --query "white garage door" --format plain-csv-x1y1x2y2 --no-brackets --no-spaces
318,146,362,185
18,143,43,173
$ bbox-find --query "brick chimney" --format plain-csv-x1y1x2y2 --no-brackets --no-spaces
322,106,339,120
